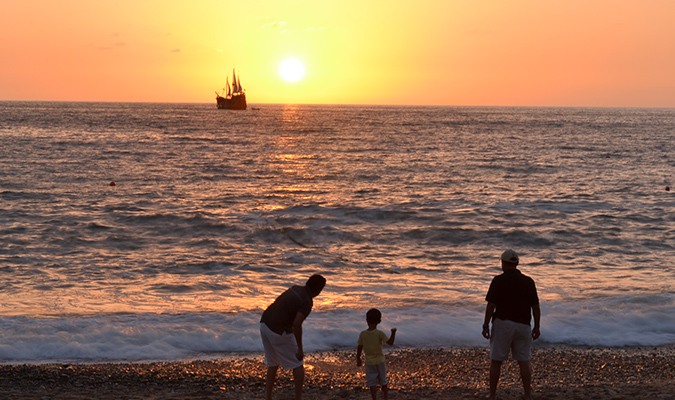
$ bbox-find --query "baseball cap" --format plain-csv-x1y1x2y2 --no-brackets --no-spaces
501,249,519,263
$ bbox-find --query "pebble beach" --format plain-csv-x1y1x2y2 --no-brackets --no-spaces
2,346,674,399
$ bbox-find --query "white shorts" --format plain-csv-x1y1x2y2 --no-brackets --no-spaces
365,362,387,387
260,322,303,370
489,318,532,362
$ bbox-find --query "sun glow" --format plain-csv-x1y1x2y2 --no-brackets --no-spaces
3,1,675,106
279,59,305,82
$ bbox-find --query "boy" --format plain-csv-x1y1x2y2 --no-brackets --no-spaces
356,308,397,400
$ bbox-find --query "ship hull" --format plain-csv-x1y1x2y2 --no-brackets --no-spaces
216,93,247,110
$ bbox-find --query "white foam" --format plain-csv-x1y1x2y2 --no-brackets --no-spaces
539,295,675,346
0,313,264,363
1,294,673,363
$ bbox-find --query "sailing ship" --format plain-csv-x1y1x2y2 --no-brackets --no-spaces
216,69,247,110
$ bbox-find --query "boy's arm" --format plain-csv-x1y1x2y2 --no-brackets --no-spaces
386,328,397,346
356,344,363,366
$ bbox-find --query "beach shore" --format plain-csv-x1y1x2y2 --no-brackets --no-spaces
1,346,673,399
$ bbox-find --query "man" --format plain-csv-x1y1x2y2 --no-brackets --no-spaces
482,249,541,400
260,274,326,400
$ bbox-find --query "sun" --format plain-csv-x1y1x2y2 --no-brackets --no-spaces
279,59,305,82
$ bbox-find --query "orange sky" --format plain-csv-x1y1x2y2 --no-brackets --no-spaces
2,0,674,107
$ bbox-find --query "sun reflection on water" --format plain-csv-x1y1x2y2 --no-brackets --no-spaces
280,104,301,126
261,105,324,206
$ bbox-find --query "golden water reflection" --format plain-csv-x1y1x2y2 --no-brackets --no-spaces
263,104,323,204
280,104,301,127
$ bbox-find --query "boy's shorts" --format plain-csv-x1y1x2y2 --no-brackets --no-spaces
365,362,387,387
260,322,303,370
489,318,533,362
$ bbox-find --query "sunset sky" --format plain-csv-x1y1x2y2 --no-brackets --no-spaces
2,0,675,107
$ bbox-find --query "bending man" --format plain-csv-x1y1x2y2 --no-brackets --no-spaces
260,274,326,400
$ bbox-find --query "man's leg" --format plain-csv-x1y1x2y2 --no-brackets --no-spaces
266,366,279,400
488,360,502,399
517,360,533,400
369,386,378,400
293,365,305,400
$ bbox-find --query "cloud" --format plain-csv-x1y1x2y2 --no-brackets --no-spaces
261,21,287,30
171,49,181,53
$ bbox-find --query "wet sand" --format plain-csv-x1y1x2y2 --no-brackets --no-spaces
1,346,674,399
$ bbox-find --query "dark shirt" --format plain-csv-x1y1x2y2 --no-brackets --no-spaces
485,269,539,325
261,285,313,335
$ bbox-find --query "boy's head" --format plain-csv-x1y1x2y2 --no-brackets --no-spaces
366,308,382,325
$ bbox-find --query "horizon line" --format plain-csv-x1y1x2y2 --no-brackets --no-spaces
2,99,674,111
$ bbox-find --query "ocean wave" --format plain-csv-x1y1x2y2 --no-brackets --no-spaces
1,294,672,364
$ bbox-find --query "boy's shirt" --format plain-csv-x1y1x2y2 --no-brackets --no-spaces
357,328,389,365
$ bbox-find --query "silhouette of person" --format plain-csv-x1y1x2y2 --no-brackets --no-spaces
482,250,541,400
356,308,397,400
260,274,326,400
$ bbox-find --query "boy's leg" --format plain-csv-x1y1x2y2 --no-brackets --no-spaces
365,364,378,399
378,363,389,400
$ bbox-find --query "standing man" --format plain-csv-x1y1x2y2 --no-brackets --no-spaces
260,274,326,400
482,250,541,400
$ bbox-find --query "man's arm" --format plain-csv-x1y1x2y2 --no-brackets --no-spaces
292,312,307,360
482,302,496,339
356,344,363,366
531,304,541,340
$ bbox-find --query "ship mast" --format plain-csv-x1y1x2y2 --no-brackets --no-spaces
232,69,239,94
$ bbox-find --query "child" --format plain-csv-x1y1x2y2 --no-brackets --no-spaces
356,308,397,400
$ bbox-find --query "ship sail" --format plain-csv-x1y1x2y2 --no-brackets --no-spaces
232,69,239,93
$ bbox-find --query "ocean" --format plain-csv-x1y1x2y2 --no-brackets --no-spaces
1,101,674,363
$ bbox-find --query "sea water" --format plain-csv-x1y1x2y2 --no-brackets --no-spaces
0,102,673,363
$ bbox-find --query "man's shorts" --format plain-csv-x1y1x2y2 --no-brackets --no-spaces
489,318,533,362
260,322,303,370
365,362,387,387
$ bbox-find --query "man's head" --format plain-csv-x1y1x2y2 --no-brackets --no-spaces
500,249,519,270
306,274,326,297
366,308,382,325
